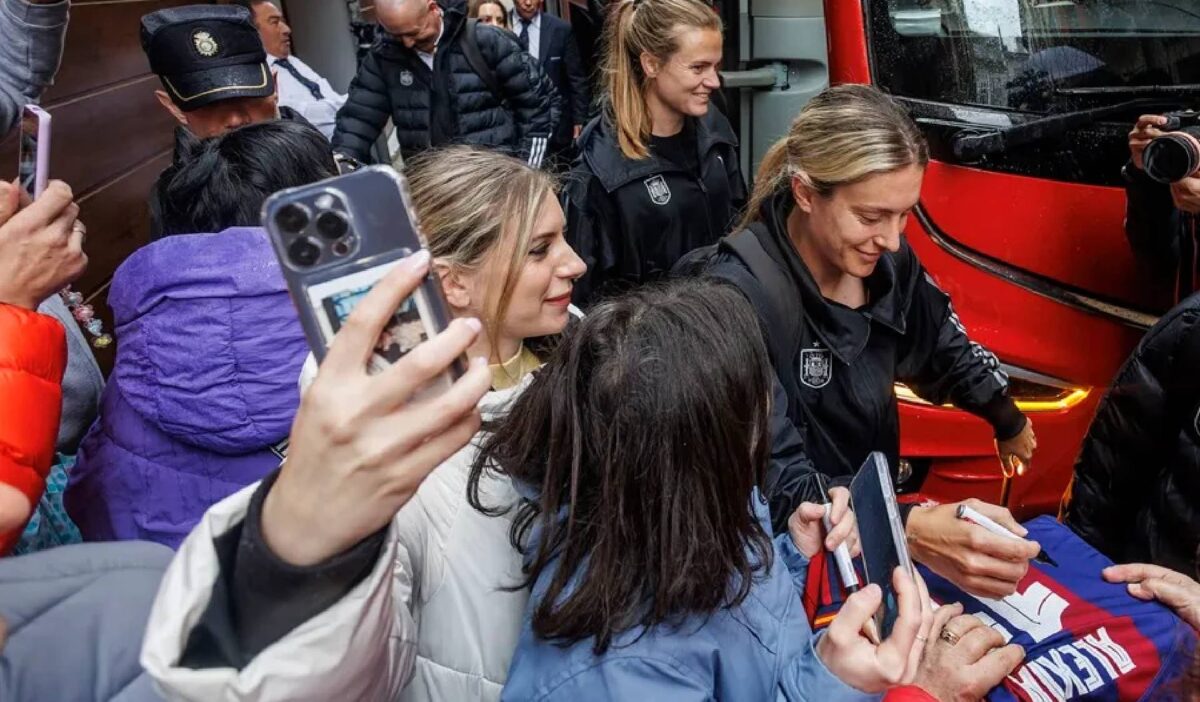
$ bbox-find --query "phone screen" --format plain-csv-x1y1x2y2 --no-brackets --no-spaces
849,452,916,640
18,110,40,198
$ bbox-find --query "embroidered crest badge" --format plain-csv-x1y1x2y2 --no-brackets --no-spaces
399,70,414,87
800,347,833,389
192,30,219,57
644,174,671,206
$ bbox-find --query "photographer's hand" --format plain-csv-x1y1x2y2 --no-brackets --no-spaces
1129,115,1167,171
1170,175,1200,214
261,251,492,566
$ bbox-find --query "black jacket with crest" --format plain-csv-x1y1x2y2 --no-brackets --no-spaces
709,189,1025,532
563,108,745,306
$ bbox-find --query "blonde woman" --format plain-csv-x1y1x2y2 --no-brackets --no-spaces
708,84,1041,601
564,0,744,305
141,146,586,702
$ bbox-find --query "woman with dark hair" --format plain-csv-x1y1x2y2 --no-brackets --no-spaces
469,0,510,30
65,120,336,548
475,277,935,700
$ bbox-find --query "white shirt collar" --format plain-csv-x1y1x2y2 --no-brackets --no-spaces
417,13,445,61
512,10,540,28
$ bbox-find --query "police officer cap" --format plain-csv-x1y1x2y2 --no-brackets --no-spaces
140,5,276,112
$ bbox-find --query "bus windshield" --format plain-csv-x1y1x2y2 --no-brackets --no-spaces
868,0,1200,115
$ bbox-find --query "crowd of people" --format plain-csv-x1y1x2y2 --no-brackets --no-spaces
0,0,1197,700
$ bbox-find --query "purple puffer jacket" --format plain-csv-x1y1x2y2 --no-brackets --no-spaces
66,227,307,548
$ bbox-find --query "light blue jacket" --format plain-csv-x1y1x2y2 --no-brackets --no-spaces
501,493,880,702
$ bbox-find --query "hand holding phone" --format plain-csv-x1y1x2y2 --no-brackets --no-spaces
259,253,492,566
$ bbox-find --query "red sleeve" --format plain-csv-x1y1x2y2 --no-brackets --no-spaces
884,686,939,702
0,303,66,553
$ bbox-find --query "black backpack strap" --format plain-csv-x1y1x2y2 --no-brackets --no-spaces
724,222,803,362
459,19,505,105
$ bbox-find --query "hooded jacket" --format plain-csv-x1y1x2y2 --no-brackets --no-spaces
0,303,65,554
1064,292,1200,574
332,0,559,166
65,227,307,549
710,189,1025,532
499,494,877,702
563,108,746,305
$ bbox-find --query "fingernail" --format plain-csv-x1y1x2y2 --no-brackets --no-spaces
405,249,431,269
472,355,489,368
464,317,482,333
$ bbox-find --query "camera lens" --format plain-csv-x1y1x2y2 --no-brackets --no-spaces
275,203,310,234
315,210,349,240
1144,128,1200,184
288,237,321,267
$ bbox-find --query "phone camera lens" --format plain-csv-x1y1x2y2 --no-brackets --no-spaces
315,210,349,240
288,237,321,267
275,203,310,234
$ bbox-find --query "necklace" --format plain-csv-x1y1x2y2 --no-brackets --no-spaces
58,286,112,349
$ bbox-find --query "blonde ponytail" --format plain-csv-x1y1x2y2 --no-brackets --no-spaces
600,0,721,160
737,84,929,230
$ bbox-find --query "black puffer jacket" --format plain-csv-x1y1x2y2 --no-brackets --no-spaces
1064,292,1200,575
332,0,560,165
710,189,1026,533
563,108,745,306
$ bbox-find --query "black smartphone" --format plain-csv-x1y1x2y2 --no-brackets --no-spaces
262,165,463,381
849,452,917,641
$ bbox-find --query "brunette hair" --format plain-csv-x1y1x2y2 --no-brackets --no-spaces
470,277,775,653
739,84,929,229
600,0,721,160
468,0,509,28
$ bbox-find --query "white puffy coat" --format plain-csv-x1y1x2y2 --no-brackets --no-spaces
140,376,532,702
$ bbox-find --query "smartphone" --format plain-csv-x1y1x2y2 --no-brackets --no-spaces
849,452,916,641
262,165,463,381
17,105,51,199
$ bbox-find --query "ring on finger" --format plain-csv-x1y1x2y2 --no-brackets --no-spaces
939,628,961,646
915,634,929,643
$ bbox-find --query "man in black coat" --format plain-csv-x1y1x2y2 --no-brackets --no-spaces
1063,292,1200,576
510,0,590,166
332,0,560,166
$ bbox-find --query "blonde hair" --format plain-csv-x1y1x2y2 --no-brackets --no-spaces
740,84,929,229
601,0,721,160
402,146,557,358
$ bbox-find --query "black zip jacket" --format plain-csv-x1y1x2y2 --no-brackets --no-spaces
1124,162,1199,302
1064,292,1200,575
331,0,559,165
710,190,1026,532
563,108,746,306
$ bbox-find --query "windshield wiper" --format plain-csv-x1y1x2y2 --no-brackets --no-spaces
951,99,1157,161
1055,84,1200,97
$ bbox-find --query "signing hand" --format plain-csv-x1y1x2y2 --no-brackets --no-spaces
261,251,493,566
1104,563,1200,631
787,486,860,558
1129,114,1168,171
908,609,1025,701
996,417,1036,475
906,499,1040,598
816,566,936,693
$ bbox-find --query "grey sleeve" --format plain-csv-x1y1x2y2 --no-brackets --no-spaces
0,0,69,135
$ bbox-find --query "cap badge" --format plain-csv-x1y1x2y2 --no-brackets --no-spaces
193,30,219,57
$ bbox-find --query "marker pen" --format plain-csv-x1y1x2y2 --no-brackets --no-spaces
956,504,1058,567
